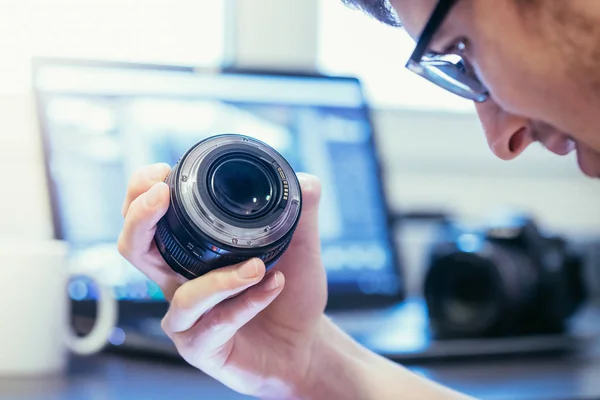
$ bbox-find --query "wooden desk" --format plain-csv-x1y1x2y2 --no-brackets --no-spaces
1,343,600,400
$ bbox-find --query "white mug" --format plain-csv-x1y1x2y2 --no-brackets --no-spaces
0,240,117,376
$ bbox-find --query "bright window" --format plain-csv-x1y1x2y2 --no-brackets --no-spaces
317,0,475,112
0,0,226,92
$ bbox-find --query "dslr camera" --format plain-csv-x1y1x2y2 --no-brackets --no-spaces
424,214,586,339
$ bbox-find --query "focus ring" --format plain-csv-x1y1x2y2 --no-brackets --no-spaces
261,236,293,266
156,217,203,279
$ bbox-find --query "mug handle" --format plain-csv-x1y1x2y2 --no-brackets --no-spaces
65,270,118,355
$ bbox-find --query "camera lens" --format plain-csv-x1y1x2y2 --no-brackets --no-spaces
425,253,502,338
210,157,275,218
154,134,302,280
425,247,538,338
439,258,498,327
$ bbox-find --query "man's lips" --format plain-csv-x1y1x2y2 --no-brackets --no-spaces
540,136,575,156
576,148,600,178
530,123,599,177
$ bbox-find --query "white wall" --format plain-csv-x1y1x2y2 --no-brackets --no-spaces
0,91,53,240
231,0,319,70
374,108,600,236
0,0,226,241
0,0,599,244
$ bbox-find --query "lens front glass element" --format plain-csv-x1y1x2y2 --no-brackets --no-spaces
432,257,500,334
211,158,274,218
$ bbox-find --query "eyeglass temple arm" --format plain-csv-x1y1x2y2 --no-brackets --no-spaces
409,0,459,62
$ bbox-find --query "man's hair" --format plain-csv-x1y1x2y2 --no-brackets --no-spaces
342,0,401,26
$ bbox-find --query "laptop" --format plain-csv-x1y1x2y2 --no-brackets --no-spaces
32,58,599,361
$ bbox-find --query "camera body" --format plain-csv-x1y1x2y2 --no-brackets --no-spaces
424,215,586,339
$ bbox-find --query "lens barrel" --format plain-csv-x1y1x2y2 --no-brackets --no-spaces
154,134,302,279
424,245,537,338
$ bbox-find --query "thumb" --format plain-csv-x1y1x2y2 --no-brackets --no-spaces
291,172,321,251
272,172,322,272
271,173,326,317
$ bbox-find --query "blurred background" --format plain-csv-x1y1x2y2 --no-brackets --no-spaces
1,0,600,398
2,0,598,293
2,0,598,243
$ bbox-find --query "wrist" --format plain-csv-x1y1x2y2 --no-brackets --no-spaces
293,316,372,400
290,316,474,400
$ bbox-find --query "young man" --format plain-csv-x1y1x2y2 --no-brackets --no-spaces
117,0,600,398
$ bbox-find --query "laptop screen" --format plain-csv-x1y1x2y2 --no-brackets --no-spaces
33,60,403,304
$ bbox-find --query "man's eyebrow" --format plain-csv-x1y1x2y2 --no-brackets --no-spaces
341,0,402,27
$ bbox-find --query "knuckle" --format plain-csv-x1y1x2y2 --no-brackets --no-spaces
170,288,196,314
155,163,171,179
117,233,129,258
238,296,255,314
203,308,229,334
126,169,146,193
132,164,149,180
211,270,238,293
128,165,155,192
178,318,216,351
126,196,145,221
180,329,203,352
160,315,173,337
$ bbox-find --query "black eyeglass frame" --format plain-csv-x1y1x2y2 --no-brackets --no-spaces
405,0,489,102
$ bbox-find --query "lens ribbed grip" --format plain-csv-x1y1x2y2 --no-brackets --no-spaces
261,237,291,265
156,217,204,278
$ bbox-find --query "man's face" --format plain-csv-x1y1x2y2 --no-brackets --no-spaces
388,0,600,178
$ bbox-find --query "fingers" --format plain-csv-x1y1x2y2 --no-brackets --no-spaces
118,181,170,265
118,163,180,301
121,163,171,217
294,173,322,245
162,258,267,334
276,172,323,267
172,271,284,352
270,173,327,320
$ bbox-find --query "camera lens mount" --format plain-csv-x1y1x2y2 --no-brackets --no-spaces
154,134,302,279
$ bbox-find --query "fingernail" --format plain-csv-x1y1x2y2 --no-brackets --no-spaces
144,183,161,208
297,173,314,191
263,272,280,291
237,259,259,280
149,163,168,180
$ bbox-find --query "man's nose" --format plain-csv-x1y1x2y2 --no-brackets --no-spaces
474,100,534,161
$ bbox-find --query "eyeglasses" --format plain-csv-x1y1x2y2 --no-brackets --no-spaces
405,0,489,103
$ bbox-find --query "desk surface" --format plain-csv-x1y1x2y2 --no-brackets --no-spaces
1,343,600,400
